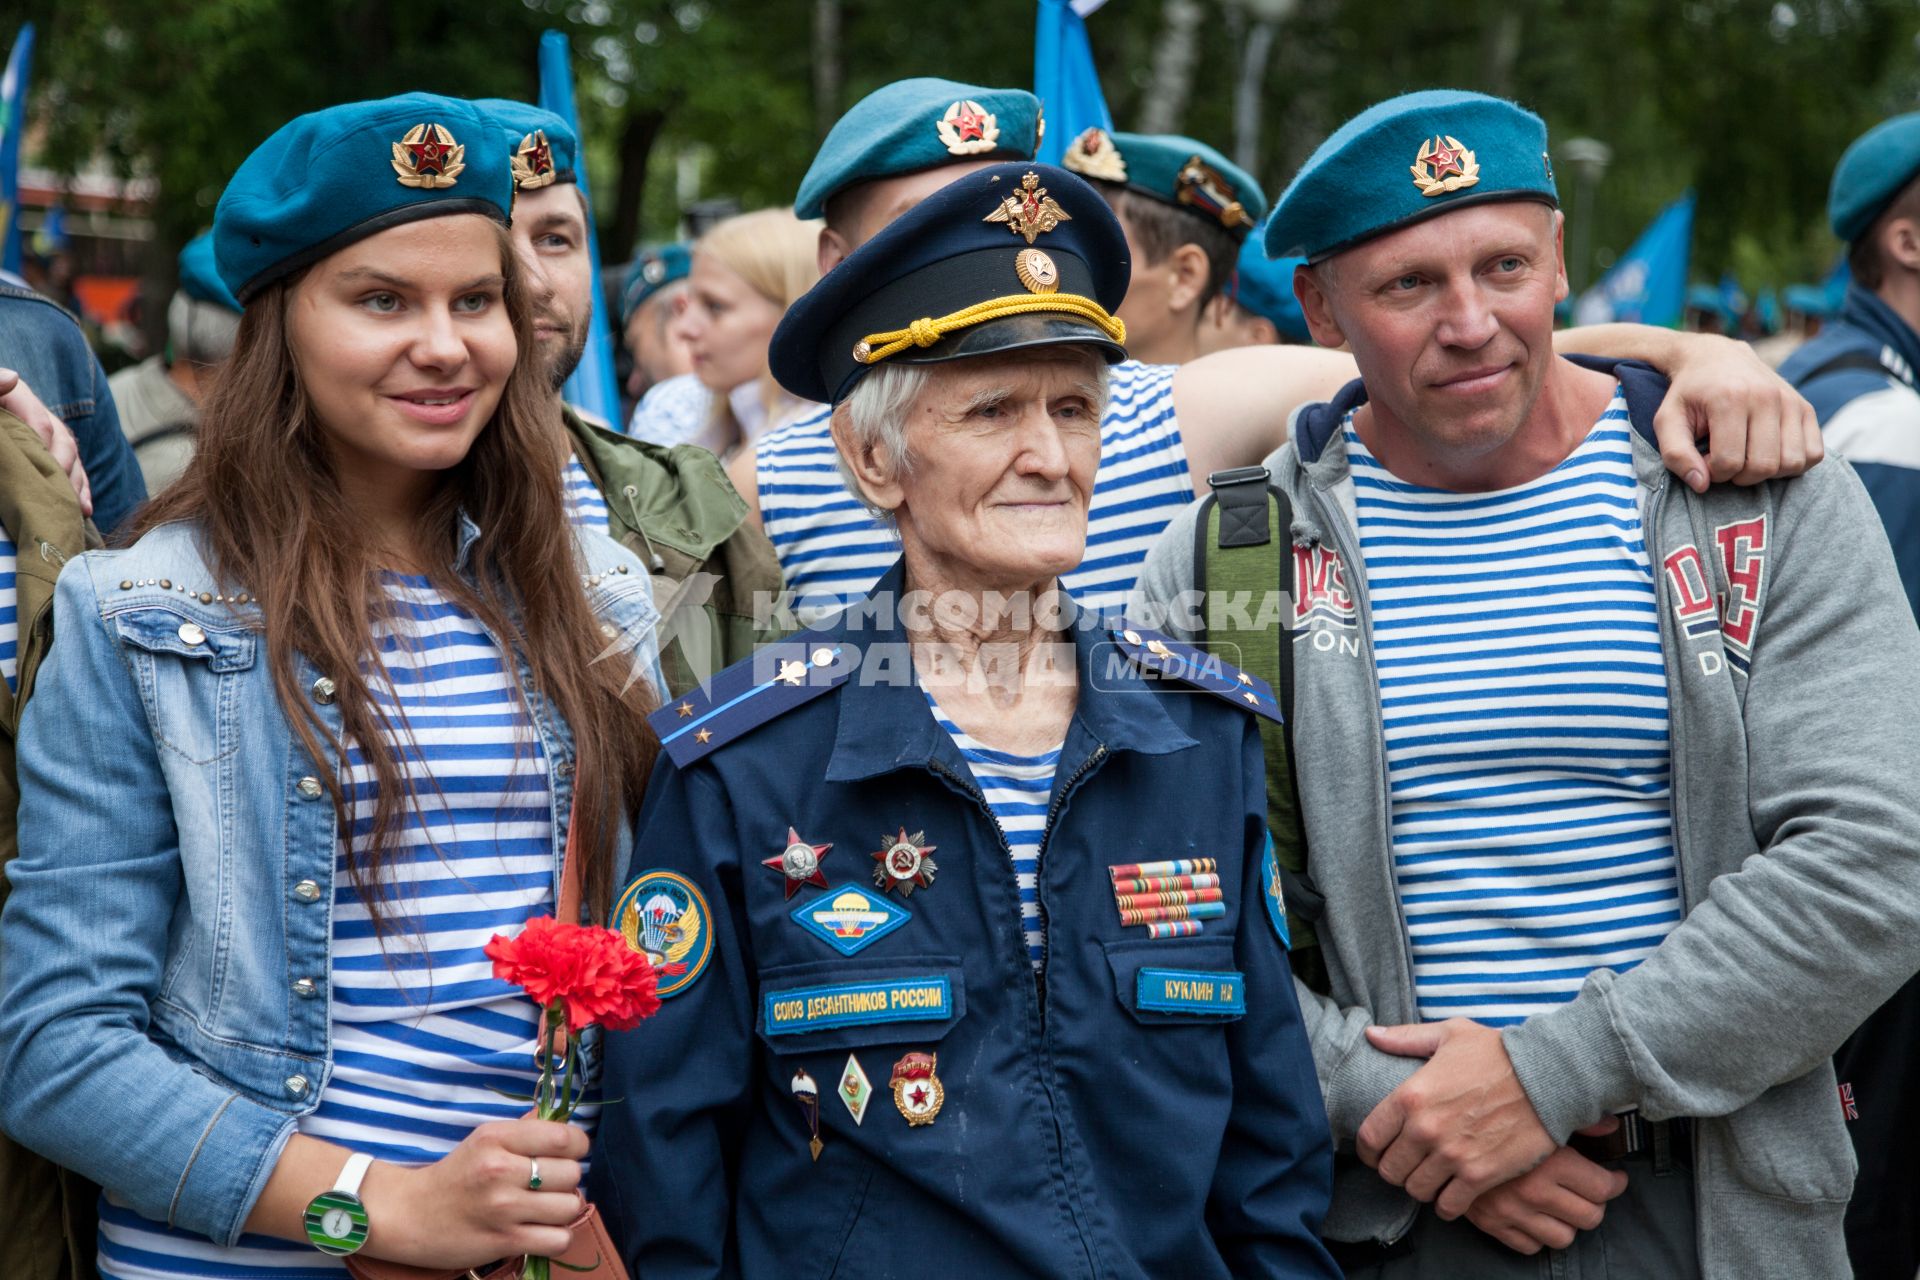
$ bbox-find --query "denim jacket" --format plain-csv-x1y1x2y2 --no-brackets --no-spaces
0,516,662,1248
0,284,147,534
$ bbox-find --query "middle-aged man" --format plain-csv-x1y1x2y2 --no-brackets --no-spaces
594,159,1340,1280
1778,110,1920,1280
1136,89,1920,1280
731,77,1819,622
476,99,782,694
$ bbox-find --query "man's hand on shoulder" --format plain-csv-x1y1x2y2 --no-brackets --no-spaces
1557,324,1822,492
0,367,92,515
1356,1018,1556,1219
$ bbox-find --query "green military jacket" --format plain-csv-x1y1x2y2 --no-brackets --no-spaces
562,408,786,695
0,410,103,1280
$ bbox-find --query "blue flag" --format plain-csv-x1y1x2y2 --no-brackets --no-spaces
0,23,35,279
1574,190,1694,329
538,29,622,427
1034,0,1112,166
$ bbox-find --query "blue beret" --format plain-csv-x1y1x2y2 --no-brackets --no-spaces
794,78,1042,221
176,232,241,313
1063,129,1266,236
1225,235,1308,342
771,162,1129,406
472,97,579,191
620,243,692,323
214,92,512,303
1829,112,1920,244
1266,89,1558,262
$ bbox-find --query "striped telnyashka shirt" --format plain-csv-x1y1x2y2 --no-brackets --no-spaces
98,576,589,1278
756,359,1191,618
1346,389,1682,1026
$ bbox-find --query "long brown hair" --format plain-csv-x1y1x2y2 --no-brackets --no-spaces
138,219,657,929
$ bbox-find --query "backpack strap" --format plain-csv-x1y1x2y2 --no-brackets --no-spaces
1800,348,1902,385
1191,467,1327,989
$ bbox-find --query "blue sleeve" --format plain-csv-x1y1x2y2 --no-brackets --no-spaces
588,757,753,1279
0,563,292,1245
1851,459,1920,622
74,347,147,535
1207,717,1341,1278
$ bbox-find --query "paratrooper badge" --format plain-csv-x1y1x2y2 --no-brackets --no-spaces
1175,155,1254,230
937,99,1001,156
511,129,558,190
790,1068,823,1161
1062,127,1128,183
871,827,937,897
764,827,832,899
1410,135,1481,198
984,171,1073,245
612,869,712,997
391,123,466,190
890,1051,944,1125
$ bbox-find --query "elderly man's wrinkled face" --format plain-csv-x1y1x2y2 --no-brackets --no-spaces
1297,202,1567,463
876,347,1104,589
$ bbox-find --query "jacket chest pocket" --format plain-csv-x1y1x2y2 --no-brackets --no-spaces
112,607,257,765
1103,939,1246,1025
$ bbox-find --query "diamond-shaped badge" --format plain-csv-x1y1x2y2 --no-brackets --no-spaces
790,883,910,956
838,1054,872,1125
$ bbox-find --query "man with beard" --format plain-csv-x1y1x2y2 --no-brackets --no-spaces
477,101,783,694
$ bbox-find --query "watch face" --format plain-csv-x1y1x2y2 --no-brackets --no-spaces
304,1190,369,1256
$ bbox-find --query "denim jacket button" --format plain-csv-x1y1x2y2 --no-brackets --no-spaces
285,1074,310,1098
599,623,618,639
553,758,575,780
296,776,324,800
177,622,206,647
311,676,337,704
292,978,319,999
292,879,322,903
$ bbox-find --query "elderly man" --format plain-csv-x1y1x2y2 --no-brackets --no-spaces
591,162,1339,1279
1135,90,1920,1278
733,78,1818,621
474,99,782,694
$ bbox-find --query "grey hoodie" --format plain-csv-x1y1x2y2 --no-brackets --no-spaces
1132,359,1920,1279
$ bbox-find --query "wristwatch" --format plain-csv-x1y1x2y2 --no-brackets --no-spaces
304,1150,375,1256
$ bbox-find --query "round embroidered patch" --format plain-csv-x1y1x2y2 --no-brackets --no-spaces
1260,832,1291,949
612,870,714,998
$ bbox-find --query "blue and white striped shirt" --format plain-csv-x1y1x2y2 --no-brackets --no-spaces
564,454,611,530
0,517,16,691
99,576,585,1278
925,690,1060,970
757,360,1190,618
1347,390,1682,1026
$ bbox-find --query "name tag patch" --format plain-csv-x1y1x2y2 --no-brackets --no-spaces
1135,967,1246,1015
763,975,952,1036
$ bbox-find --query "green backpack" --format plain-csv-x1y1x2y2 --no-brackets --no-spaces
1189,466,1328,992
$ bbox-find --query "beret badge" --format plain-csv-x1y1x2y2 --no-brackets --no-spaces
1014,248,1060,295
983,170,1073,245
1175,154,1255,230
1063,127,1128,183
391,122,466,189
510,129,558,190
1410,134,1480,198
937,99,1001,156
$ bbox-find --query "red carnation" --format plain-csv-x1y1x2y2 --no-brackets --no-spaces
486,916,661,1033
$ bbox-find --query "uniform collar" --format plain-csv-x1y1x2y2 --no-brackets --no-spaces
824,562,1196,784
1838,283,1920,386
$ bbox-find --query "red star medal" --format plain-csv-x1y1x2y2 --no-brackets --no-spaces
1425,140,1463,179
410,124,451,175
764,827,832,899
889,1051,944,1125
952,104,986,141
871,827,938,896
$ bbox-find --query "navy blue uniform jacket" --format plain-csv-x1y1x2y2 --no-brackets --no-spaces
590,565,1338,1279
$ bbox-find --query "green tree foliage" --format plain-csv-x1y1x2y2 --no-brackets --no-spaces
14,0,1920,292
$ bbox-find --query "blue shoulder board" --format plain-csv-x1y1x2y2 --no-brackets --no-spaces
650,627,854,767
1109,623,1282,724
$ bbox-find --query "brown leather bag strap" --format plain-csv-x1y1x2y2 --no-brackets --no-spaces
548,797,585,1059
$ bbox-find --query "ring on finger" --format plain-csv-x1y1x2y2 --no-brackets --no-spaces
528,1157,542,1190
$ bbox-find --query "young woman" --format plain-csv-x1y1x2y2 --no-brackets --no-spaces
670,207,822,458
0,93,662,1277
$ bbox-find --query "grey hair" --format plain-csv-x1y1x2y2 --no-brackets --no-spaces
832,350,1112,523
167,292,240,366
